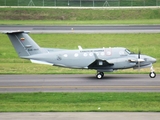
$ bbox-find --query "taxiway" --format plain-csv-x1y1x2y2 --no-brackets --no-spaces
1,25,160,33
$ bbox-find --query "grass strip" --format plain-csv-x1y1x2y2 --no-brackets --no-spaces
0,92,160,112
1,19,160,25
0,8,160,25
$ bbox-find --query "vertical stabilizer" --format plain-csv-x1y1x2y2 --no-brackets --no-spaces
4,30,46,57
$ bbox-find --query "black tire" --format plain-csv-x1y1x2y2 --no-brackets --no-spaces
96,73,103,79
100,72,104,77
149,72,156,78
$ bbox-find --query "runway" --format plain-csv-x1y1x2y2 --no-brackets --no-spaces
1,112,160,120
0,74,159,92
1,25,160,33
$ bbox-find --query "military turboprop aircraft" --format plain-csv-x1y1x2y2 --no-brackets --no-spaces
4,30,156,79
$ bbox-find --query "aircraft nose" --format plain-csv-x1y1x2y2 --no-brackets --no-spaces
147,57,156,63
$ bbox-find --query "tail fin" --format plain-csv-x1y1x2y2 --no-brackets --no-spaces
4,30,46,57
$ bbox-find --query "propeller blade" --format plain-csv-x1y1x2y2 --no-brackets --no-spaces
128,50,144,65
138,50,141,59
138,50,141,71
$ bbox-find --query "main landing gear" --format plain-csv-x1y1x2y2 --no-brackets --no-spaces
96,72,104,79
149,66,156,78
96,66,156,79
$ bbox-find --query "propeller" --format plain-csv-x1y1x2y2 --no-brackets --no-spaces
137,50,145,62
138,50,141,71
138,50,140,59
137,50,146,71
128,50,145,70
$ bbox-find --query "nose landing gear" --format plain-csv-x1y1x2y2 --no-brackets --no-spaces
149,66,156,78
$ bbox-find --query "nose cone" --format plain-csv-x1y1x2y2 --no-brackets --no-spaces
151,57,156,63
148,56,156,63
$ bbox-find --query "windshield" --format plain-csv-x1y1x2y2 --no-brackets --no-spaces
125,49,134,54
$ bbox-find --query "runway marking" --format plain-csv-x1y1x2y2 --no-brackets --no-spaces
0,86,160,89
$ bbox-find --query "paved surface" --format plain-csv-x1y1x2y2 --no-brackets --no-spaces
1,25,160,33
1,6,160,9
0,74,159,92
0,112,160,120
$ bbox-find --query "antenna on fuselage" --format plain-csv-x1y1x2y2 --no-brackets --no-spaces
78,46,83,50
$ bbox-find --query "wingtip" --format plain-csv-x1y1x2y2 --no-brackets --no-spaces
3,30,30,34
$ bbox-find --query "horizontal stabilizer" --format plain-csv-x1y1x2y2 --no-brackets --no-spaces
3,30,30,34
30,59,53,65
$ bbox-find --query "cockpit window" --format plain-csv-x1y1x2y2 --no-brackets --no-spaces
125,49,134,54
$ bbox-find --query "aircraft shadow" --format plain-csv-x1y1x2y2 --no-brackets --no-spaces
85,74,141,80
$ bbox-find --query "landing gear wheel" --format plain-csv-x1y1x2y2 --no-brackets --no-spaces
100,72,104,77
96,72,104,79
96,73,102,79
149,72,156,78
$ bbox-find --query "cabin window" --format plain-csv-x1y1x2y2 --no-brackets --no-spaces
119,51,126,56
74,53,79,57
125,49,134,54
89,53,93,56
63,54,68,57
101,52,105,56
83,53,88,57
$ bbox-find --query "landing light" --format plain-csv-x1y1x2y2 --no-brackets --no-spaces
20,38,25,41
